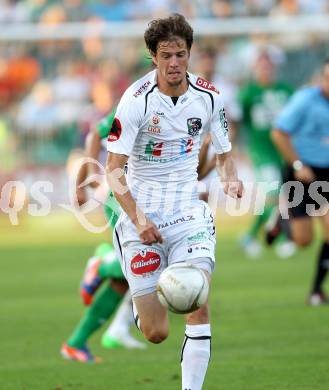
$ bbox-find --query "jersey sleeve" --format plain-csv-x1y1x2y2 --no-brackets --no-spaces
107,90,142,156
275,89,309,134
97,107,116,139
209,94,232,154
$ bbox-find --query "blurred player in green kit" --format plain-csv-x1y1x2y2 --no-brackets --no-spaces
238,49,296,258
61,108,145,363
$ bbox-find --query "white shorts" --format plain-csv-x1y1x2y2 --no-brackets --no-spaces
113,200,216,297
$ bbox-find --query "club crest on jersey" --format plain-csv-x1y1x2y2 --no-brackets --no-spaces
131,249,161,276
196,77,219,94
107,117,122,142
187,117,202,137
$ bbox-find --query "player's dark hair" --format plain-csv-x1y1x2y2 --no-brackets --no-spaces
144,13,193,55
324,57,329,66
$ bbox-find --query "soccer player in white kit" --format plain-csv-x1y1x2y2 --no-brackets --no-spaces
106,14,243,390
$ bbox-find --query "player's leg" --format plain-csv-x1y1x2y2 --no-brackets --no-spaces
240,164,277,257
80,243,118,305
102,291,146,349
100,194,146,347
281,166,314,248
166,202,215,390
290,217,313,247
309,207,329,304
181,270,212,390
104,191,121,229
113,214,169,344
62,279,127,362
90,243,145,349
133,292,169,343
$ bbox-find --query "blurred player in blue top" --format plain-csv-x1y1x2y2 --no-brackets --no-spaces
272,58,329,305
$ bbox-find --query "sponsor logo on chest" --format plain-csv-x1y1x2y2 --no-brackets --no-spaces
145,139,163,156
180,138,194,154
148,115,161,134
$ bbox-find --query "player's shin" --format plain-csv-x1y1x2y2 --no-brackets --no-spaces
181,323,211,390
67,285,122,349
311,241,329,295
102,292,146,349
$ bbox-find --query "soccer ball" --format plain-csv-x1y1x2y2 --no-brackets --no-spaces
156,263,209,314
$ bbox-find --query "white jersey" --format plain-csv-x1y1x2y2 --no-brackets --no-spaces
107,69,231,210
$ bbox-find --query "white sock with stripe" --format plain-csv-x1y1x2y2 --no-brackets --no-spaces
181,324,211,390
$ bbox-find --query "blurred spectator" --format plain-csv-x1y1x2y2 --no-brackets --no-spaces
39,3,67,24
211,0,233,18
0,0,328,25
128,0,173,20
238,48,294,257
270,0,300,16
298,0,329,13
63,0,89,22
243,0,275,16
1,0,329,169
0,0,30,23
87,0,130,22
17,80,57,134
0,44,40,107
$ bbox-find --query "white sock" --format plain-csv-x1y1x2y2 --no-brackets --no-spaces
181,324,211,390
106,291,134,338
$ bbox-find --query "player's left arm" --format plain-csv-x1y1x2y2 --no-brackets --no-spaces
209,93,243,198
197,134,216,180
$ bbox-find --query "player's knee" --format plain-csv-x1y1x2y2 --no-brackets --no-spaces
294,235,312,247
110,279,129,295
143,326,168,344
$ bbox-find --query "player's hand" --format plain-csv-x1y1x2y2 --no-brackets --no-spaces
75,186,87,206
224,179,244,199
135,217,163,245
293,166,316,184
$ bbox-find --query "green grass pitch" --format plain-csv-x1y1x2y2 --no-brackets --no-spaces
0,213,329,390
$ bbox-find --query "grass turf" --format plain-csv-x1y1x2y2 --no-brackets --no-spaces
0,214,329,390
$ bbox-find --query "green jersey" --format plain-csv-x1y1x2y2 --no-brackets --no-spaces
96,107,117,140
239,81,293,166
95,107,121,228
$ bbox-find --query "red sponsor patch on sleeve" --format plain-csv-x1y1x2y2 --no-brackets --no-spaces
131,250,161,275
107,117,122,142
196,77,219,94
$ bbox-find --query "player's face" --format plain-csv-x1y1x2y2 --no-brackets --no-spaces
321,64,329,97
153,38,189,88
254,54,275,85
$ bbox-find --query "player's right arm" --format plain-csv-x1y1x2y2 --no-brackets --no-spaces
106,89,162,245
84,107,117,186
84,125,102,187
272,89,315,183
209,93,243,198
106,153,162,244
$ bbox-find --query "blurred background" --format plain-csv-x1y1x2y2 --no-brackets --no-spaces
1,2,329,390
1,0,329,203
